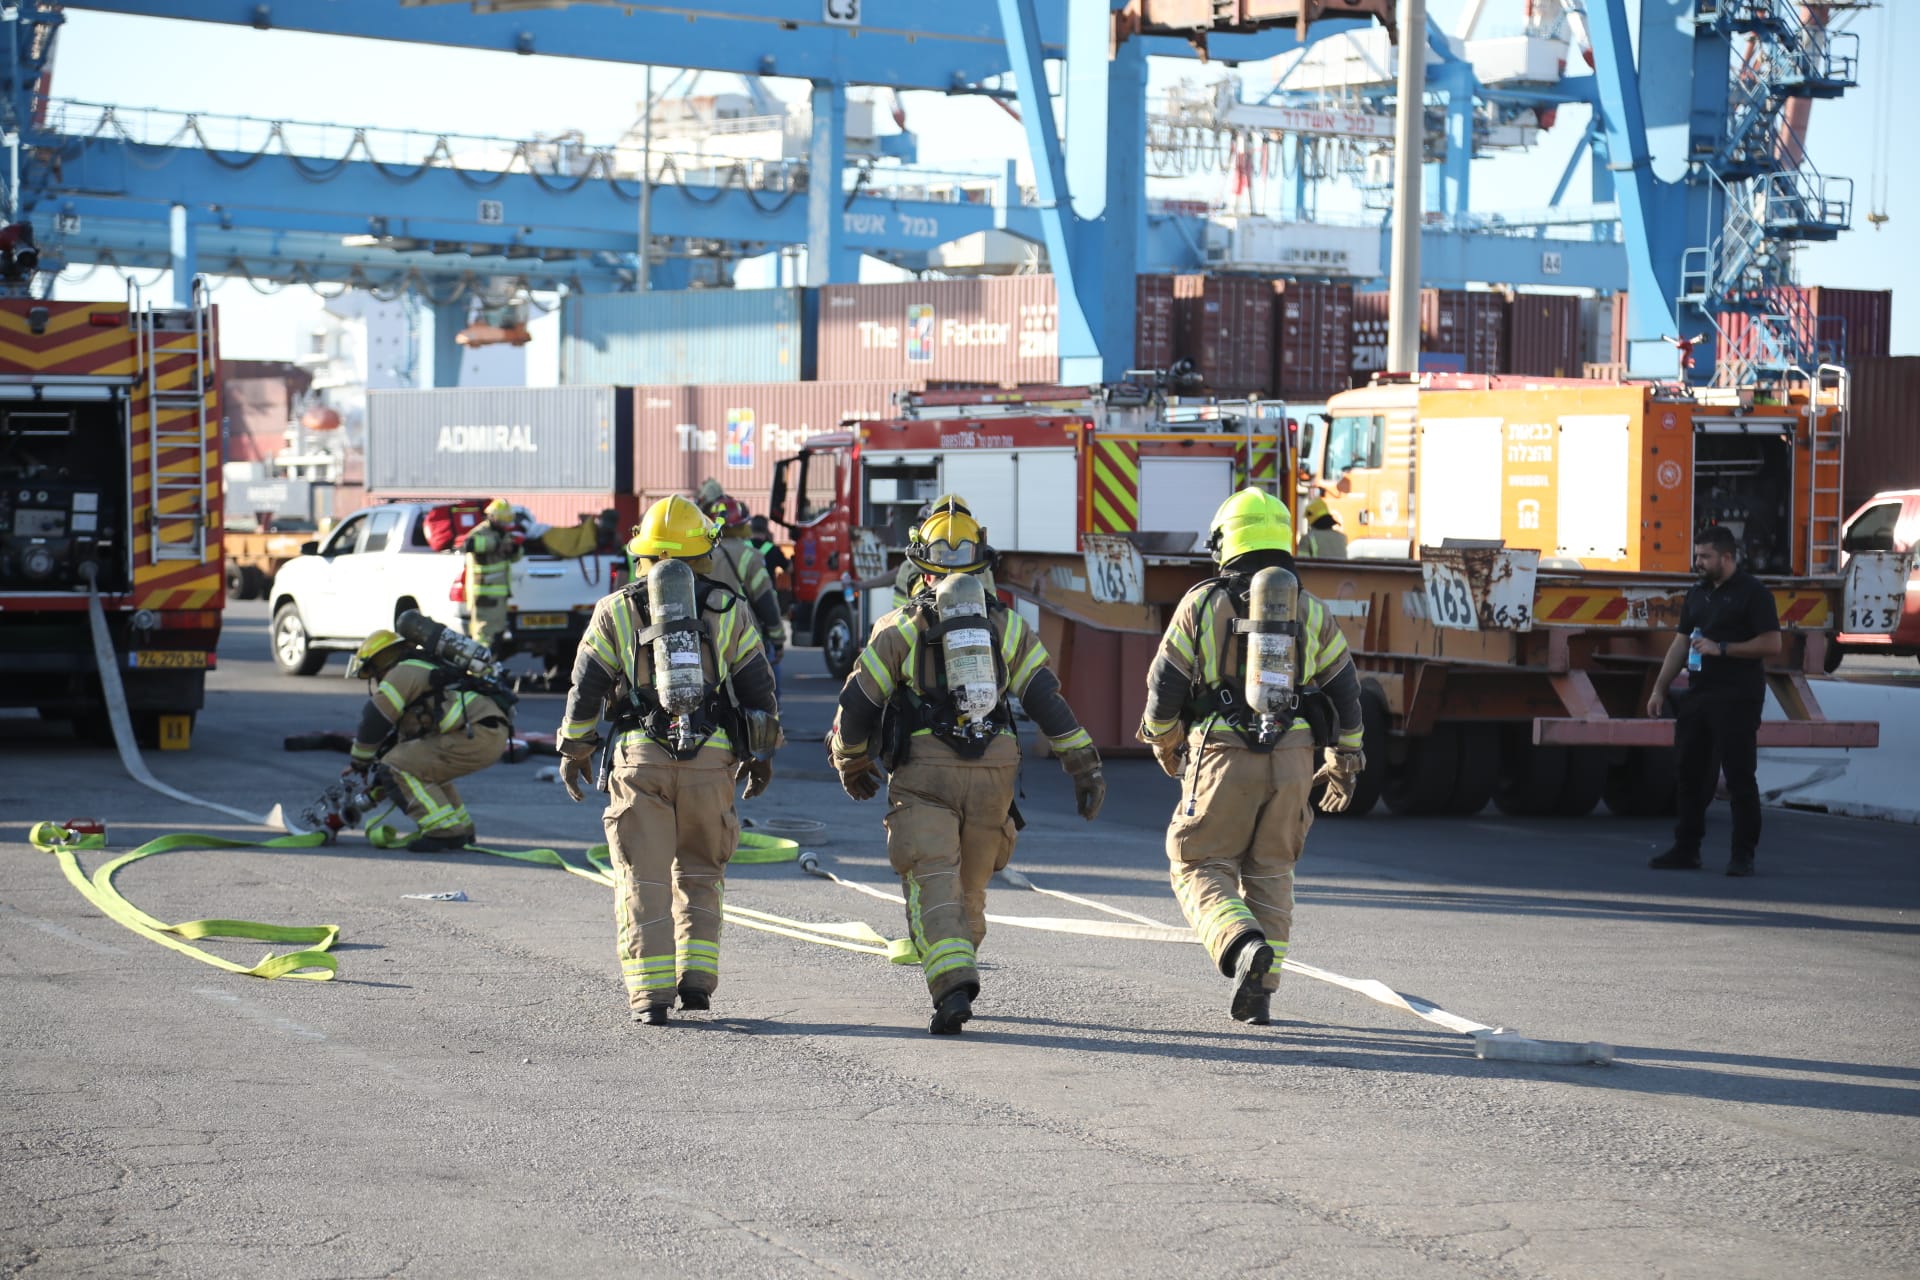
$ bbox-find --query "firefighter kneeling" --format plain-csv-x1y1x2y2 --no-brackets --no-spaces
345,623,516,852
828,498,1104,1036
556,495,780,1026
1138,489,1365,1025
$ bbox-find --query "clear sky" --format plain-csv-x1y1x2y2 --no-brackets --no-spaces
41,3,1917,362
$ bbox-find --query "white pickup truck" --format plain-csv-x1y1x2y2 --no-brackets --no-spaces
267,501,620,677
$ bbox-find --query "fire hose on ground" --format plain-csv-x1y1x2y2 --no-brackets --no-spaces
48,578,1610,1061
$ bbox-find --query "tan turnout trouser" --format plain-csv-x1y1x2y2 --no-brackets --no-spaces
1166,742,1315,990
381,721,509,840
467,597,509,647
883,734,1019,1003
604,739,739,1010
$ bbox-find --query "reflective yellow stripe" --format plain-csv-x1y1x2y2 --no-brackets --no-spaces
1048,727,1092,752
374,679,406,717
858,645,896,699
1142,714,1180,736
1009,644,1046,692
437,690,481,732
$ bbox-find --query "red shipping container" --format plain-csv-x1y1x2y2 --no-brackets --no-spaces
1612,291,1630,366
1175,274,1274,397
815,277,1058,385
1842,356,1920,515
1271,280,1353,400
1504,291,1585,377
1135,274,1178,372
1352,289,1506,375
632,381,912,502
1715,286,1893,374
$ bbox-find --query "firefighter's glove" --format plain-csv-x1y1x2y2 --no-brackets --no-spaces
1137,723,1186,779
1313,746,1366,814
833,750,883,802
558,740,596,803
1059,746,1106,822
341,758,373,779
735,757,773,801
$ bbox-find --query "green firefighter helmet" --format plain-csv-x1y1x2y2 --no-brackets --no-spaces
1206,489,1295,567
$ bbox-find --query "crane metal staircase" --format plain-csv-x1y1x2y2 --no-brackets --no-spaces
1679,0,1864,386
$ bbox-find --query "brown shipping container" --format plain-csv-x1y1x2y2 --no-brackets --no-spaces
1271,280,1353,400
1505,291,1584,377
1351,289,1506,375
1135,274,1178,372
1715,286,1893,373
633,381,912,502
815,277,1058,384
1175,274,1274,396
1842,356,1920,515
1612,291,1629,366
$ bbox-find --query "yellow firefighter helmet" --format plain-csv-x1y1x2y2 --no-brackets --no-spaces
627,494,718,562
347,629,408,680
907,497,991,576
1206,489,1295,567
484,498,514,523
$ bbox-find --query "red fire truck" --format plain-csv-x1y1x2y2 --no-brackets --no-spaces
767,384,1292,677
0,284,222,748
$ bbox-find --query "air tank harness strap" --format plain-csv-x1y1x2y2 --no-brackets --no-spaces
29,821,339,980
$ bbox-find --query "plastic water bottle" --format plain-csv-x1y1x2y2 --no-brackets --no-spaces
1688,627,1704,673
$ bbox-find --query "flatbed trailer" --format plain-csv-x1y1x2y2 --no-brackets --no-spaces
992,543,1878,819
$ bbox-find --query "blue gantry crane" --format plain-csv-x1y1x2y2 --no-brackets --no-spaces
0,1,1875,384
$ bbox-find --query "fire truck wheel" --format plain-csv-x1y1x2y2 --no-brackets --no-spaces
817,602,858,681
1382,723,1459,816
1445,724,1501,815
1492,731,1567,817
272,602,329,677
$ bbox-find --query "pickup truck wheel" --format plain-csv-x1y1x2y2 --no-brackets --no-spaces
818,602,858,681
272,602,329,676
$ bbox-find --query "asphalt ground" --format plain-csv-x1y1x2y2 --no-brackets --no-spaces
2,600,1915,1279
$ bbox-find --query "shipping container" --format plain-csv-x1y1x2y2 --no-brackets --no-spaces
1175,274,1274,397
561,287,815,385
222,360,311,466
1352,289,1507,375
633,380,913,502
1579,294,1620,368
1271,280,1353,400
1611,292,1629,366
367,386,633,495
1843,356,1920,515
1135,274,1178,372
815,277,1059,385
1504,291,1585,377
1715,286,1893,374
228,478,315,526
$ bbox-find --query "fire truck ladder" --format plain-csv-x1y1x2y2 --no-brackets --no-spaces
1804,361,1849,574
136,277,213,565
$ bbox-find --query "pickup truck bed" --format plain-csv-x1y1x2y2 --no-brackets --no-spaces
266,502,618,678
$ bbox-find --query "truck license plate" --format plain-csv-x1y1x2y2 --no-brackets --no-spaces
130,651,209,669
516,613,566,629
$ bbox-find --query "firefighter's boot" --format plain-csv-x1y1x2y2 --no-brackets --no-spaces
677,982,711,1012
632,1003,671,1026
929,986,974,1036
1229,935,1275,1025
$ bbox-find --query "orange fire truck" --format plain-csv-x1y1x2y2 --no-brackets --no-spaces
0,285,222,748
769,377,1877,821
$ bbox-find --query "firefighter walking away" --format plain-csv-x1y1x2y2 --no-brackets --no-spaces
1138,489,1364,1025
343,615,517,852
828,497,1104,1035
556,496,781,1026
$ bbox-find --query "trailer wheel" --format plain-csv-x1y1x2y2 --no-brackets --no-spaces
1552,747,1608,817
1446,724,1501,815
1603,747,1679,817
241,565,269,599
272,602,329,676
1492,730,1567,816
817,601,858,681
1822,641,1845,674
1319,684,1389,818
1383,723,1459,816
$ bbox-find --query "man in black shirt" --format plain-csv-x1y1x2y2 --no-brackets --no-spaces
1646,526,1782,876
